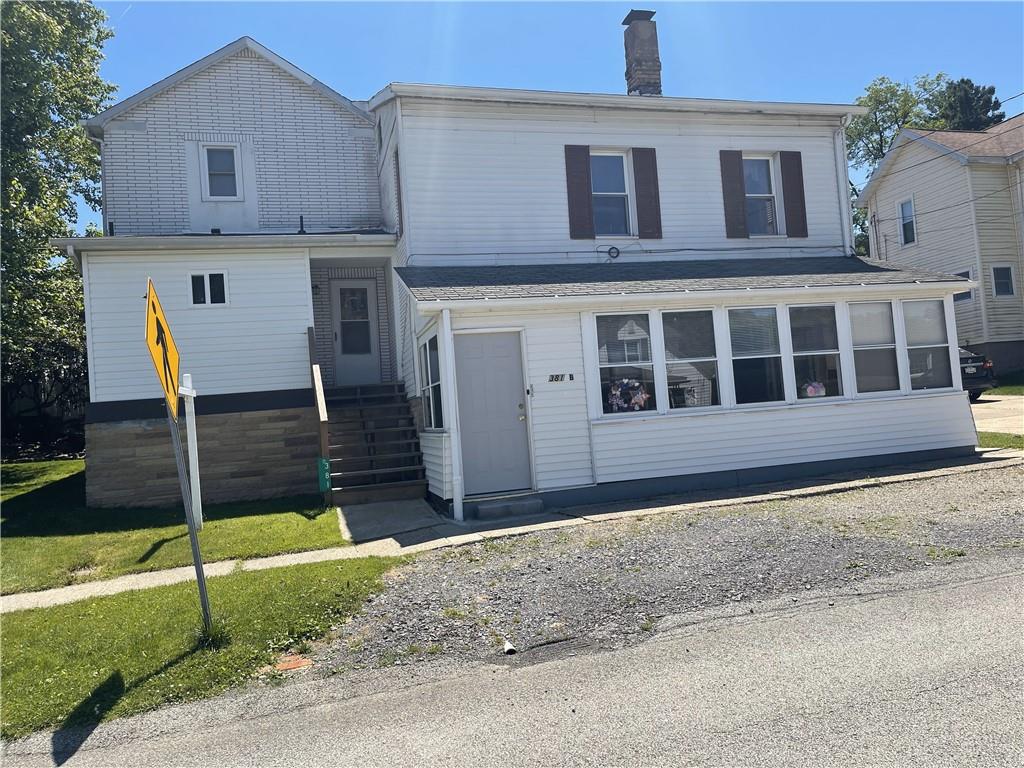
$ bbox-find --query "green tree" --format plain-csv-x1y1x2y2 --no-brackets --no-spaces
845,74,948,172
850,183,870,258
931,78,1005,131
1,1,114,441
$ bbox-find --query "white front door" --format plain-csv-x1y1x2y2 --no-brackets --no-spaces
330,279,381,386
454,332,532,496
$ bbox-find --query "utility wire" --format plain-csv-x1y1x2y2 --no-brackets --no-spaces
871,180,1018,223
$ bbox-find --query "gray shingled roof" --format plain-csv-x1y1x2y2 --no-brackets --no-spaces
396,257,967,302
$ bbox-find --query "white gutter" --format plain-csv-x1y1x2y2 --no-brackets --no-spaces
369,83,867,119
50,233,396,257
411,279,977,315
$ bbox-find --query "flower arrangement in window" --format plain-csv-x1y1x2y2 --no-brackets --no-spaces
607,378,652,412
800,380,828,398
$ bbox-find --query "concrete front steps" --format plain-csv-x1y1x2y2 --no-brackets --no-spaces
325,383,427,504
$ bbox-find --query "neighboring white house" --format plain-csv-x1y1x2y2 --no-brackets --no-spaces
857,115,1024,372
55,11,977,516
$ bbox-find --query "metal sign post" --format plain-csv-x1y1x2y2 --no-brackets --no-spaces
145,278,212,633
180,374,203,530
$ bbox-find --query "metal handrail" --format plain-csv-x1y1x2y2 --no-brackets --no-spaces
308,327,332,505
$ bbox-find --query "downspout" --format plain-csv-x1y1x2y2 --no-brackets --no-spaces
439,309,464,521
834,116,854,256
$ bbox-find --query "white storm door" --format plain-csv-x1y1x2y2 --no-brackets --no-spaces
330,279,381,386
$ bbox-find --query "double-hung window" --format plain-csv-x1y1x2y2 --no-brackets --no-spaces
953,271,972,302
992,265,1016,297
202,145,241,200
789,306,842,398
903,300,952,390
418,336,443,428
743,157,778,236
662,311,719,408
596,313,656,413
590,153,631,236
190,272,227,306
898,199,916,245
728,307,785,404
850,302,900,393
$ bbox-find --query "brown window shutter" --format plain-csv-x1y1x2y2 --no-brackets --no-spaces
779,151,808,238
632,148,662,239
394,148,404,238
719,150,748,239
565,145,595,239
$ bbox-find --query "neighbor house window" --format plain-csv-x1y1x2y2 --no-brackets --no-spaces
903,300,952,390
789,305,842,399
992,265,1016,296
898,199,916,245
190,272,227,306
596,313,656,413
850,302,900,393
743,157,778,236
662,311,719,408
728,307,785,404
953,271,972,302
591,153,631,236
202,145,241,200
418,336,443,428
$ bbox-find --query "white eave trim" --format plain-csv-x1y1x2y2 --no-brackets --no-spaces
85,36,372,137
369,83,866,119
411,280,976,314
50,233,396,257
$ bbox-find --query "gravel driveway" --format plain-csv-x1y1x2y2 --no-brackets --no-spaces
306,464,1023,676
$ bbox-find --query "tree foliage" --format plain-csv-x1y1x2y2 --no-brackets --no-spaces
1,1,114,441
931,78,1005,131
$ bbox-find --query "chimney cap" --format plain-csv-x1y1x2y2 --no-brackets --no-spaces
622,9,656,25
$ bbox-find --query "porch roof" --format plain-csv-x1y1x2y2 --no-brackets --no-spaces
396,257,969,304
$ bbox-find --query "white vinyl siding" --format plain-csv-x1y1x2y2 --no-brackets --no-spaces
419,430,452,499
972,164,1024,344
83,249,313,402
397,99,846,263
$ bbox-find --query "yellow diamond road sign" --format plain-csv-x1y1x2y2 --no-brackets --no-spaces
145,278,181,421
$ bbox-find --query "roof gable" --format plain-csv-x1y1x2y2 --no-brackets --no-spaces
85,37,371,134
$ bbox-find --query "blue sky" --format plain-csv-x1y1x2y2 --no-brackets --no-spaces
76,1,1024,232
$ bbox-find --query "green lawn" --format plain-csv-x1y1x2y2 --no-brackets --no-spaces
988,369,1024,396
1,459,347,595
978,431,1024,450
0,557,396,740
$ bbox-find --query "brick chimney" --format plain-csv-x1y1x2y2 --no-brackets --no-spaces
622,10,662,96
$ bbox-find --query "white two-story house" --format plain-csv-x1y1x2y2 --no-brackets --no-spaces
857,116,1024,372
55,11,977,517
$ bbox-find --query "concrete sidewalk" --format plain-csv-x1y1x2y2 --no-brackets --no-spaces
971,393,1024,434
3,448,1021,614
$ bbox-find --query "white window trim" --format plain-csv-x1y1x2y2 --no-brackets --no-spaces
418,334,444,431
742,153,786,238
897,196,917,247
990,262,1017,298
900,298,957,393
660,308,723,413
187,270,230,308
787,303,846,403
728,305,790,406
953,269,974,303
199,143,243,202
590,149,637,239
847,300,902,397
593,310,659,417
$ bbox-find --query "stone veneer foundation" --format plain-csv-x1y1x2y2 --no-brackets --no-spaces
85,406,319,508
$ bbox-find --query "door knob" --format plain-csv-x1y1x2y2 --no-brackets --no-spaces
518,415,526,421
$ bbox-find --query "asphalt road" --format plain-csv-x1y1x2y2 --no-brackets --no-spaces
7,558,1022,767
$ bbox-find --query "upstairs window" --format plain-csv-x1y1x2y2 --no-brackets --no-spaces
190,272,227,306
201,145,241,200
898,199,916,245
992,265,1016,297
590,153,631,236
743,157,778,236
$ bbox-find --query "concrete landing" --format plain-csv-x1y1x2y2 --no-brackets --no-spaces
337,499,444,544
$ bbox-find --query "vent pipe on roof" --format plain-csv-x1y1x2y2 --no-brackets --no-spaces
623,10,662,96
